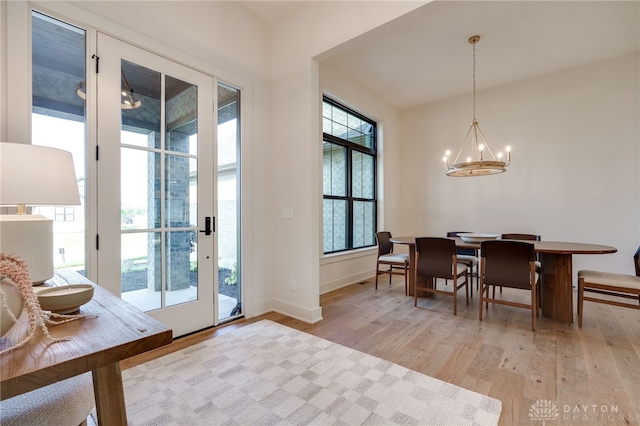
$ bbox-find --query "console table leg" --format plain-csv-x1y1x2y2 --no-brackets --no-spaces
93,363,127,425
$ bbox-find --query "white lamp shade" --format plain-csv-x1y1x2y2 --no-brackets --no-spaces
0,142,81,284
0,142,81,206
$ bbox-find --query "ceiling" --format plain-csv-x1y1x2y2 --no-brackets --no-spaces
243,1,639,110
239,1,305,24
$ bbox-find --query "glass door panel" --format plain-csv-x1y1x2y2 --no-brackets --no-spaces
217,83,241,322
120,147,161,230
119,61,202,312
119,60,163,310
97,33,214,337
121,232,161,311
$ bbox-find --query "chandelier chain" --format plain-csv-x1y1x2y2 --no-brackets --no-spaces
472,39,476,122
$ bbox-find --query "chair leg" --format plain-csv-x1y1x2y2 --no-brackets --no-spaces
537,283,542,314
465,272,469,305
531,282,537,332
388,267,392,286
404,264,408,296
453,279,457,316
472,265,477,298
535,283,540,318
375,265,379,290
578,277,584,327
486,284,490,310
479,283,484,321
531,303,536,332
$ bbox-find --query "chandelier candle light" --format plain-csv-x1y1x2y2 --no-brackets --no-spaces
443,35,511,177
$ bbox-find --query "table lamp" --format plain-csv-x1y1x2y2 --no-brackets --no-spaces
0,142,81,284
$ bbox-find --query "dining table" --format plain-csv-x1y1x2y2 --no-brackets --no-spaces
0,269,173,424
390,236,617,323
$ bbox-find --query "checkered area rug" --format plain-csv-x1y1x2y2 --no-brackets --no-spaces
120,320,502,425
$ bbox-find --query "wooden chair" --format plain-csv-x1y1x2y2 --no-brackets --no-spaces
577,246,640,327
501,233,541,269
415,237,469,315
375,231,409,295
447,231,479,297
479,240,539,331
499,233,541,296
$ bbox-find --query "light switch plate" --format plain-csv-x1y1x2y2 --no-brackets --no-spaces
281,207,293,219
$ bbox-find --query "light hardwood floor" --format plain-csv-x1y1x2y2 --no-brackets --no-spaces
122,278,640,425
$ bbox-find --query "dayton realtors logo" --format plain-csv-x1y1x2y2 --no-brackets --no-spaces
529,400,559,425
529,400,638,424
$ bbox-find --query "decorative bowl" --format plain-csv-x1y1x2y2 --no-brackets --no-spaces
457,233,501,243
36,284,94,314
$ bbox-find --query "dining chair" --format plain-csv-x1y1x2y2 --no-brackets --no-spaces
375,231,409,295
577,246,640,327
501,233,542,269
415,237,469,315
499,233,541,297
446,231,479,296
479,240,539,331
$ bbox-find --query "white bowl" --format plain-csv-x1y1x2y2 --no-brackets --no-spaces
36,284,94,314
457,233,501,243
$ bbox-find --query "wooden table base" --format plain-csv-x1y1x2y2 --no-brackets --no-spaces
539,252,574,323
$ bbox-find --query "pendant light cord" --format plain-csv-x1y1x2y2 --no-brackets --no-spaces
472,38,477,122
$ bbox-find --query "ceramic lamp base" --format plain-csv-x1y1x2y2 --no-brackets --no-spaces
0,214,53,284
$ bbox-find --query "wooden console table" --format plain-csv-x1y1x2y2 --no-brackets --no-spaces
0,270,172,424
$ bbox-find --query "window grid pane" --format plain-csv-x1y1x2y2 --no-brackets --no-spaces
352,152,375,200
323,142,346,197
323,199,347,253
353,201,375,248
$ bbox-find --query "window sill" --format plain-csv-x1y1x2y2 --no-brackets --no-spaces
320,247,377,265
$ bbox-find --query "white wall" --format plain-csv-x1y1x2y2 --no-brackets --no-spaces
268,1,426,321
318,62,404,294
400,53,640,277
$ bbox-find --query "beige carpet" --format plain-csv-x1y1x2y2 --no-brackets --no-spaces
119,320,502,425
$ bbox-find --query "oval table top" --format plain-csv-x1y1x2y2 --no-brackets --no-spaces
390,236,617,255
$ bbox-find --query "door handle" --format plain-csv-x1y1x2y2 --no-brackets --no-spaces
199,216,214,235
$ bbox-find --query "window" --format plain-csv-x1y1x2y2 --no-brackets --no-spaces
322,97,376,254
32,11,86,273
55,207,76,222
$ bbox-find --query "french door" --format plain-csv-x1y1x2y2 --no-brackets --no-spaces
96,34,215,336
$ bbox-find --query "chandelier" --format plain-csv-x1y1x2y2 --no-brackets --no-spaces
443,35,510,177
76,70,142,110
